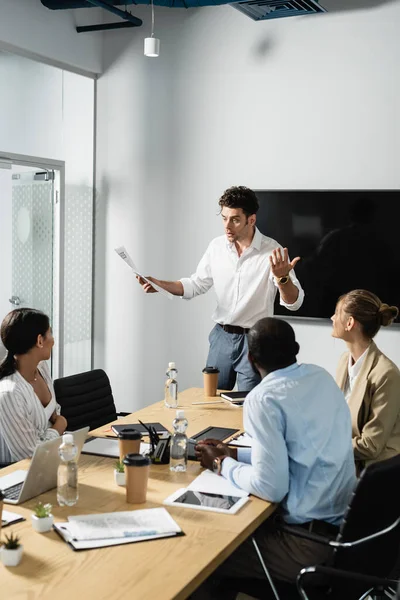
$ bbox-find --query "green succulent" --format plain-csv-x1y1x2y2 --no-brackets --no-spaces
115,460,125,473
2,532,21,550
33,502,52,518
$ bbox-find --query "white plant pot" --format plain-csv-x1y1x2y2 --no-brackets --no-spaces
114,469,125,486
31,514,54,533
1,545,23,567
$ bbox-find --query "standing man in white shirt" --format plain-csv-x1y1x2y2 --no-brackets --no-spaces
137,186,304,391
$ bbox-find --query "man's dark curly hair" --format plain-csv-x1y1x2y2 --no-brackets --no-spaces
218,186,259,218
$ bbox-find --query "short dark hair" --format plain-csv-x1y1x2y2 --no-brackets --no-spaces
218,186,259,218
247,317,299,373
0,308,50,380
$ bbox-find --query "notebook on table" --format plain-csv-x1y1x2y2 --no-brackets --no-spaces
111,423,169,436
220,391,250,406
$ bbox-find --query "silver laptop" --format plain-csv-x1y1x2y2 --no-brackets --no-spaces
0,427,89,505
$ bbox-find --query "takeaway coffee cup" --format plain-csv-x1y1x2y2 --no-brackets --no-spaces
123,453,151,504
118,429,142,461
202,366,220,397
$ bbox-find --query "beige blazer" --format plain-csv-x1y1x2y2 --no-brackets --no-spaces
336,341,400,469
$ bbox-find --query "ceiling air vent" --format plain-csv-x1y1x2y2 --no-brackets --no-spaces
233,0,326,21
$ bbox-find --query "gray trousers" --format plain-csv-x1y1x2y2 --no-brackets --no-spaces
190,517,333,599
206,325,261,392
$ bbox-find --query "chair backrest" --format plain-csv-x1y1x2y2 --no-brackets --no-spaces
334,454,400,578
54,369,117,431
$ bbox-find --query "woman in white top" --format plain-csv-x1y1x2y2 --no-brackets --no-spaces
0,308,67,463
331,289,400,472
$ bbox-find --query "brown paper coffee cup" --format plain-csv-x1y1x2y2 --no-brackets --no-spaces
123,453,150,504
202,366,220,397
118,430,142,461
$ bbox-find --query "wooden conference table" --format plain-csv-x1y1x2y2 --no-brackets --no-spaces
0,388,275,600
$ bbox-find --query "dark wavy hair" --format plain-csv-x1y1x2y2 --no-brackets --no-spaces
0,308,50,380
218,186,259,218
248,317,299,373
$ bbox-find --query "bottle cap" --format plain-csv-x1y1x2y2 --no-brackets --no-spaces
123,453,151,467
202,366,220,374
62,433,74,444
176,409,185,419
117,429,142,441
168,362,176,369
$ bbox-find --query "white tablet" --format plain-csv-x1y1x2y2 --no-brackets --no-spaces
163,488,250,515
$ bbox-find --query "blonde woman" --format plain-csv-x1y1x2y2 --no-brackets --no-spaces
331,289,400,472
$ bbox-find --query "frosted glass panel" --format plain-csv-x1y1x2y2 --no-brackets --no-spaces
63,184,93,375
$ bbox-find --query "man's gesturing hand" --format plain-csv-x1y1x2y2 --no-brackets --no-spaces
269,247,300,279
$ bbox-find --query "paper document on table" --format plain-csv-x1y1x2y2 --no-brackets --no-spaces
115,246,174,299
2,509,25,527
187,470,248,498
228,433,253,448
67,508,181,541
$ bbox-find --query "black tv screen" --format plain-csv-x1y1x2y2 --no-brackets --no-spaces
255,190,400,322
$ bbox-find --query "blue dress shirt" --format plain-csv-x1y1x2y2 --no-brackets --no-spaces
221,363,357,525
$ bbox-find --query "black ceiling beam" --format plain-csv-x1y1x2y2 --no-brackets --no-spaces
77,20,139,32
77,0,142,32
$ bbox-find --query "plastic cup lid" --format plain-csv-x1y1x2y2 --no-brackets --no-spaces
117,429,142,440
202,366,220,374
123,453,151,467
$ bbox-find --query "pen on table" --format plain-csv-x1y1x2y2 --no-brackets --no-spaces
191,400,226,405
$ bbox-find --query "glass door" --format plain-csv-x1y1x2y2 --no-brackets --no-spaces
0,162,60,377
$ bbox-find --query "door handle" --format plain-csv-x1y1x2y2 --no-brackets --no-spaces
9,295,21,306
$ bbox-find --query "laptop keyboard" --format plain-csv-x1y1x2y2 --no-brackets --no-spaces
3,482,23,500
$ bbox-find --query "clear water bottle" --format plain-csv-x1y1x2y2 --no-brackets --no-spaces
57,433,79,507
164,362,178,408
170,410,188,472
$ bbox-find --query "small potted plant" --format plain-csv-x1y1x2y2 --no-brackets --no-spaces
31,502,53,533
114,460,125,486
0,532,23,567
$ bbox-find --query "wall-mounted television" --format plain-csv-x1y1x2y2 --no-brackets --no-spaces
255,191,400,322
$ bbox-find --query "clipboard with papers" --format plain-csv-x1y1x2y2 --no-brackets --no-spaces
53,508,184,551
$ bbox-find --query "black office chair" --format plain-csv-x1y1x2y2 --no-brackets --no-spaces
285,454,400,600
227,456,400,600
54,369,129,431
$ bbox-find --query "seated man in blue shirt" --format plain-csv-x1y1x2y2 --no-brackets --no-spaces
194,317,356,598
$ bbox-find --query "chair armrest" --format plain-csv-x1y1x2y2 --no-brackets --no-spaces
278,523,331,546
329,516,400,549
117,412,131,418
298,564,398,588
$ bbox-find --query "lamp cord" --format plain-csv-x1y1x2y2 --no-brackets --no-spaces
151,0,155,37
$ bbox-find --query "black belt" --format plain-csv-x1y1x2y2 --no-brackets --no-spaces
296,520,339,537
218,323,249,335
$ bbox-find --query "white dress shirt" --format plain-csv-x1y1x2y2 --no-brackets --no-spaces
221,363,356,525
344,347,369,402
0,361,61,463
180,228,304,329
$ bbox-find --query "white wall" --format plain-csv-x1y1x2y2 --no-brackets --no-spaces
0,0,102,74
95,1,400,410
0,51,94,377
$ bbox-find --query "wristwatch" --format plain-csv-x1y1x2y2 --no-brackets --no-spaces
212,456,224,476
275,274,290,285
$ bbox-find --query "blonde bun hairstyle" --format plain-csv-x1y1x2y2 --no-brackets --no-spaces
378,303,399,327
340,289,398,339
